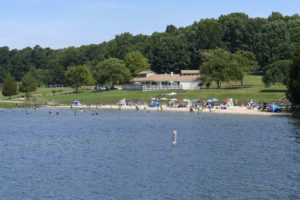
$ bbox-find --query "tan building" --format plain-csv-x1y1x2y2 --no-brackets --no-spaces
123,70,203,90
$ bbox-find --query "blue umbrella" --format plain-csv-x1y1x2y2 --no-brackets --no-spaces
206,99,217,103
191,99,199,102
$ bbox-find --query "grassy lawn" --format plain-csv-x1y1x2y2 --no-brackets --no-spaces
176,74,286,103
0,102,18,108
0,74,287,106
35,89,179,105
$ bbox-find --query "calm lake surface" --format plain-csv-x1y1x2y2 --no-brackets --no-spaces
0,108,299,200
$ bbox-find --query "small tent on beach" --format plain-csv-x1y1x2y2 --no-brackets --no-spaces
73,100,81,106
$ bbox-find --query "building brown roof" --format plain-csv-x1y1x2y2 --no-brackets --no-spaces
132,74,201,82
181,70,200,74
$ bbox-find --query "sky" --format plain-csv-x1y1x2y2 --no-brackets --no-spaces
0,0,299,49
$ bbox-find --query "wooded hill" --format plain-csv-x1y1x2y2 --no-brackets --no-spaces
0,12,299,87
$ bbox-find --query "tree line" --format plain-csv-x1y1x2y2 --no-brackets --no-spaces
0,12,299,103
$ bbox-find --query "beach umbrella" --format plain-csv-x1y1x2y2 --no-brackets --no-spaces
206,99,214,103
177,99,183,102
191,99,199,102
212,98,218,102
183,99,190,102
73,100,81,106
160,97,168,100
223,99,229,103
169,98,177,101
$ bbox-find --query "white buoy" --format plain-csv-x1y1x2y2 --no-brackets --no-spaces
172,130,177,145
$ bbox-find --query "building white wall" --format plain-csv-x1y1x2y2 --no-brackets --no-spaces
180,81,201,90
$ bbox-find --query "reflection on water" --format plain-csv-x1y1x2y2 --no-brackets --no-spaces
0,108,299,200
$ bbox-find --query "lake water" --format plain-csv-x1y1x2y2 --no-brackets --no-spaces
0,108,299,200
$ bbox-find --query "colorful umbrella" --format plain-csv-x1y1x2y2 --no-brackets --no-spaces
191,99,199,102
206,99,216,103
183,99,190,102
169,98,177,101
223,99,229,103
177,99,183,102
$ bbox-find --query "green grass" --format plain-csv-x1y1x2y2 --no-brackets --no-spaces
35,89,180,105
0,74,288,107
0,102,18,108
176,74,286,103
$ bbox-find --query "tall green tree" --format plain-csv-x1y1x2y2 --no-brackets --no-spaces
2,76,17,100
200,48,238,88
287,44,300,105
0,66,8,83
19,72,37,99
124,51,150,76
254,21,294,67
262,60,292,87
149,34,191,73
186,19,224,50
92,58,131,87
59,47,80,69
219,12,249,52
65,65,94,93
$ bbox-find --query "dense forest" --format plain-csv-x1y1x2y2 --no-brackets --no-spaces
0,12,299,87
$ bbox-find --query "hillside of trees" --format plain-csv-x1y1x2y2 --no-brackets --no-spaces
0,12,299,88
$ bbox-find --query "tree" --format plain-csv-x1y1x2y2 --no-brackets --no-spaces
0,66,8,83
268,12,284,22
149,34,192,73
2,76,17,100
262,60,292,87
287,44,300,105
219,12,249,52
110,32,135,59
65,65,94,93
187,19,224,50
124,51,150,76
59,46,80,69
19,72,37,99
254,21,294,67
233,50,259,88
165,24,177,34
200,48,238,88
92,58,131,87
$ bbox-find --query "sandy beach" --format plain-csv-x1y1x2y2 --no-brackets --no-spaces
51,104,292,117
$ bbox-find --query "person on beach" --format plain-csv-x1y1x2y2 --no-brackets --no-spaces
208,104,212,112
160,105,163,112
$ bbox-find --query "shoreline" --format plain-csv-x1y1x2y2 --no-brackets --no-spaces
42,104,292,117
